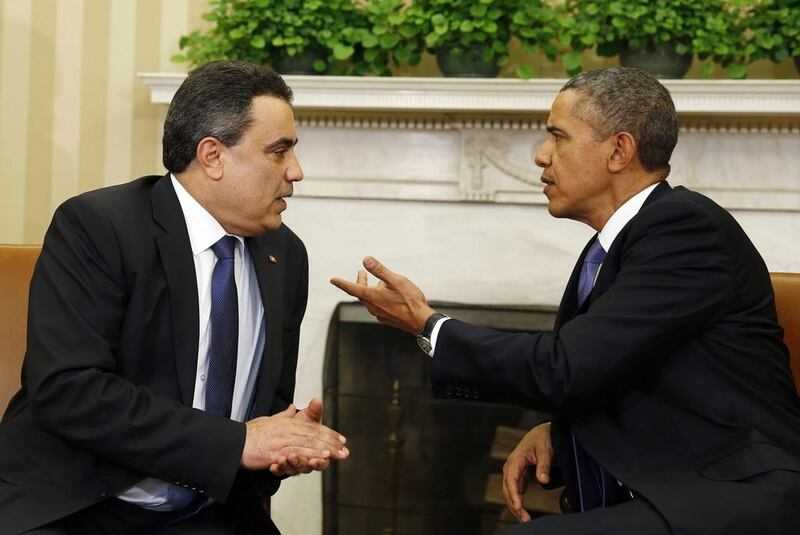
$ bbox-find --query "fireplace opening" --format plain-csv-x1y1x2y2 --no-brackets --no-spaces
323,302,557,535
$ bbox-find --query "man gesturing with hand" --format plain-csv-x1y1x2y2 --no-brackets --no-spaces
332,68,800,535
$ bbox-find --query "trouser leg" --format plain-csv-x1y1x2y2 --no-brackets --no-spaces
501,498,670,535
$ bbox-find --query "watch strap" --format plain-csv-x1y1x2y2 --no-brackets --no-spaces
420,311,448,339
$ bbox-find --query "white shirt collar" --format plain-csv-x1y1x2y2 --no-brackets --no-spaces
170,174,244,255
597,181,661,252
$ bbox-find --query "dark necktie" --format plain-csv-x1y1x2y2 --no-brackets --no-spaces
571,238,622,511
577,239,606,307
206,236,238,418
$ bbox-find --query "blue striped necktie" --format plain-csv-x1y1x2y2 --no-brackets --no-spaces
206,236,238,418
571,238,622,511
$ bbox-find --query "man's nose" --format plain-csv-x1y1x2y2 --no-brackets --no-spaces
534,142,550,169
286,151,304,182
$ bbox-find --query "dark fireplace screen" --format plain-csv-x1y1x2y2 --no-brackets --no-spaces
323,302,557,535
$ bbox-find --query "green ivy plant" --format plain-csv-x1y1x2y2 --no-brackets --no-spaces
509,0,559,78
171,0,367,74
554,0,748,78
410,0,520,74
345,0,427,76
741,0,800,66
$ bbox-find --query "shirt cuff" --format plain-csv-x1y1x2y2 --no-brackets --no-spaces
428,317,450,358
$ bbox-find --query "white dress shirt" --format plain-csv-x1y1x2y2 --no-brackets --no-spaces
116,175,266,510
595,182,660,260
429,181,662,356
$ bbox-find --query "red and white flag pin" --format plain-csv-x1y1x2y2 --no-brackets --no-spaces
268,255,278,264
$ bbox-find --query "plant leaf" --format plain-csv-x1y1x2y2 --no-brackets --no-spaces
563,52,582,73
333,44,354,60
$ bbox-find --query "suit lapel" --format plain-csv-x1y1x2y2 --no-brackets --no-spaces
152,175,199,405
586,181,674,304
555,181,674,326
246,232,286,417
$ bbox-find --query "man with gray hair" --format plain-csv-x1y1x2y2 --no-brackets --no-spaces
332,68,800,534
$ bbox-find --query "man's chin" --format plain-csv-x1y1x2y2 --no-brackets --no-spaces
546,204,568,219
262,215,283,232
236,216,282,237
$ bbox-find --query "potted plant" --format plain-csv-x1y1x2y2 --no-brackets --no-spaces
172,0,368,75
554,0,747,79
741,0,800,74
403,0,520,78
344,0,427,76
509,0,560,79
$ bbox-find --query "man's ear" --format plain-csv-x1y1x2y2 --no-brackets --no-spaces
195,136,225,180
608,132,637,173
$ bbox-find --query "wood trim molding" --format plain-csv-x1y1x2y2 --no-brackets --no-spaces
139,73,800,212
140,73,800,117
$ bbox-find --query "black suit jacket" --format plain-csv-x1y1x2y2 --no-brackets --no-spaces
432,182,800,534
0,175,308,534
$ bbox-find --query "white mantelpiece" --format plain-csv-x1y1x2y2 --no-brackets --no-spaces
140,74,800,535
143,74,799,212
141,73,800,114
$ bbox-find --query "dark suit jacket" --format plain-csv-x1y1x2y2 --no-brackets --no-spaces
432,182,800,534
0,174,308,534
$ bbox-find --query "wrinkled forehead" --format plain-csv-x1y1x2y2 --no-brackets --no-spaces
552,88,609,138
548,89,595,128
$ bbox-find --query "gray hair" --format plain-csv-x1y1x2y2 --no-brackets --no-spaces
561,68,677,175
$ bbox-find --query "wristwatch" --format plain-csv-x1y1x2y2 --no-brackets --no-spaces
416,312,448,354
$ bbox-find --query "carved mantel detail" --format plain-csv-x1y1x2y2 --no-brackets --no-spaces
140,74,800,212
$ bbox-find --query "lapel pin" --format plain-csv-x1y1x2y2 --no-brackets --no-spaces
268,255,278,264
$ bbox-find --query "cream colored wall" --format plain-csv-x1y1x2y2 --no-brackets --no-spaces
0,0,209,244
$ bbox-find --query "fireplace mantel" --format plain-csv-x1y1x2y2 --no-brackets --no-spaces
140,74,799,212
141,73,800,116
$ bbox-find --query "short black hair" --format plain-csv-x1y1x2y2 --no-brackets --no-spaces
562,68,678,175
162,60,293,173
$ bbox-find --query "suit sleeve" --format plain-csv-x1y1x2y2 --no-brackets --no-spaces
432,198,735,412
25,196,245,502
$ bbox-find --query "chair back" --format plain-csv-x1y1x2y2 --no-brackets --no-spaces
0,245,40,412
771,272,800,392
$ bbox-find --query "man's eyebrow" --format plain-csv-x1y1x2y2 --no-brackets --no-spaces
264,137,298,150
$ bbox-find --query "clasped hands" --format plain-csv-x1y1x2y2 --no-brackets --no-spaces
241,398,349,477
